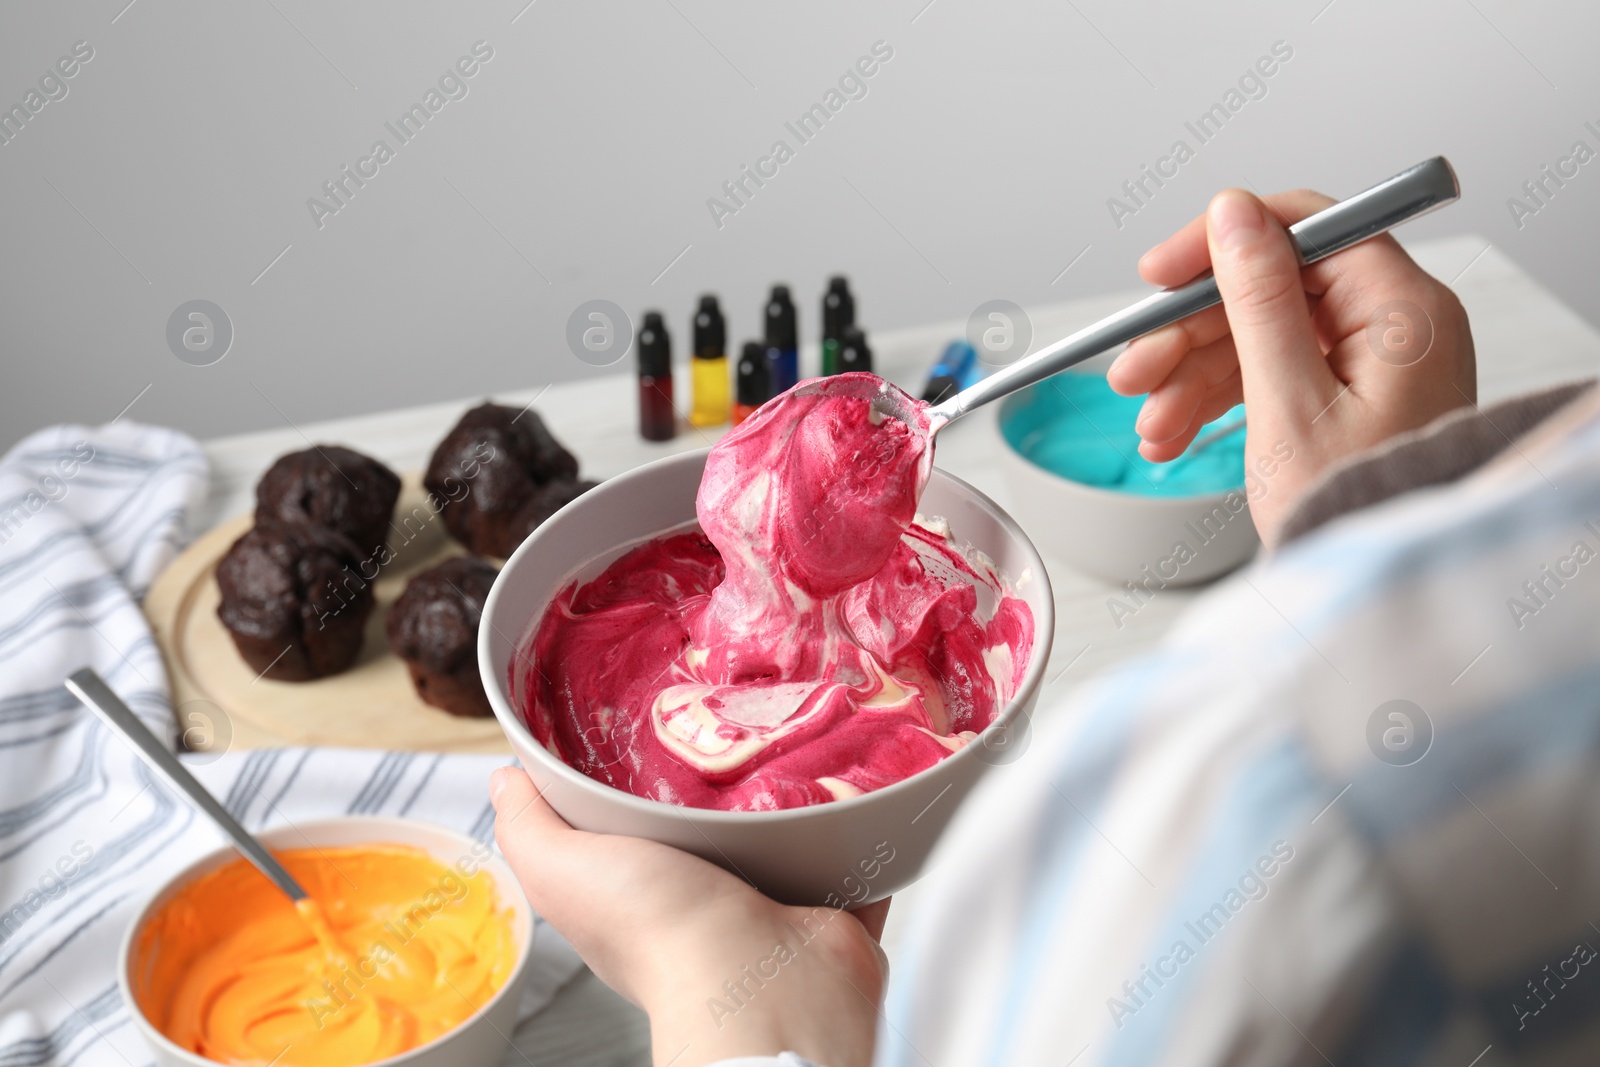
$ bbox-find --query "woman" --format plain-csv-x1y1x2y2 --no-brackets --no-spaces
493,188,1600,1066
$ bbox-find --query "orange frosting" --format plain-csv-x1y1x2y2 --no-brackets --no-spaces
132,845,516,1067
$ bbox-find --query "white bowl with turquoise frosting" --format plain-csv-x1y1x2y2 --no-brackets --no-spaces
996,372,1260,586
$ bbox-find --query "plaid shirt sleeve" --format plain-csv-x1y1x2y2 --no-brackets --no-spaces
876,385,1600,1067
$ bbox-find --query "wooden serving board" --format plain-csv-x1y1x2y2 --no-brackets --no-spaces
143,473,512,754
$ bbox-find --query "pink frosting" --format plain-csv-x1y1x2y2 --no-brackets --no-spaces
518,374,1034,811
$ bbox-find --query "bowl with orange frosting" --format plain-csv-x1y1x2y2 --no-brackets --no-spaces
119,816,535,1067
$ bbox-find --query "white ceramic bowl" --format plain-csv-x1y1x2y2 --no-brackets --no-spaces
995,386,1259,586
480,449,1054,907
120,816,536,1067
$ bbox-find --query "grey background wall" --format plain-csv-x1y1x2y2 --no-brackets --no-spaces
2,0,1596,447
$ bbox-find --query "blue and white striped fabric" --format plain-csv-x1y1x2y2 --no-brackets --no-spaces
866,386,1600,1066
0,422,582,1067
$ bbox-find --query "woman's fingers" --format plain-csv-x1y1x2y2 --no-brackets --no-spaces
1125,184,1477,545
1139,185,1433,343
489,766,589,916
1137,422,1203,463
1133,336,1239,443
1108,325,1188,397
1138,370,1208,445
1137,189,1335,288
490,765,568,847
1301,232,1438,346
1108,305,1231,396
1136,373,1242,462
1204,190,1341,421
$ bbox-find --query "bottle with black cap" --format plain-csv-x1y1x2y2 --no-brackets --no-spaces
733,340,770,426
763,285,799,395
838,326,873,375
689,294,729,427
820,276,855,376
637,311,676,441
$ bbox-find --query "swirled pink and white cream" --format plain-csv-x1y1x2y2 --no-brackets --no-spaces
518,374,1034,811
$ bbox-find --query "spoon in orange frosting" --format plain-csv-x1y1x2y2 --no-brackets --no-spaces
65,669,348,960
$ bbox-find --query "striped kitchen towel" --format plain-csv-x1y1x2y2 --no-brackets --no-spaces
0,422,582,1067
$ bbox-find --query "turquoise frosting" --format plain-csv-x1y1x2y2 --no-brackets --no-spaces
999,373,1246,497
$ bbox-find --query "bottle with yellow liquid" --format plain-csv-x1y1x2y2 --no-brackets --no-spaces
689,294,729,427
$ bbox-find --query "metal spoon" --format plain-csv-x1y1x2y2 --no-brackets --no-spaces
64,667,309,903
800,156,1460,444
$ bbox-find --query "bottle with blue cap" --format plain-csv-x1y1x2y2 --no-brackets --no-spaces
921,340,980,403
764,285,799,394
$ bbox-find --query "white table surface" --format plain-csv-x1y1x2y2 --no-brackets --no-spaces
191,234,1600,1065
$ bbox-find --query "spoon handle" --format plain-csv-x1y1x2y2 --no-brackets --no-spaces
65,667,308,902
928,156,1461,426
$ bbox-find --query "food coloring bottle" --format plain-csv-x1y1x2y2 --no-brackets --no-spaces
838,326,873,375
733,340,770,426
764,285,799,395
637,311,676,441
921,339,979,403
821,276,855,376
689,294,729,427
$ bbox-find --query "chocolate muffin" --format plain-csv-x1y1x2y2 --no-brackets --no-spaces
255,446,400,565
386,556,499,717
424,403,593,558
216,520,374,681
512,476,598,539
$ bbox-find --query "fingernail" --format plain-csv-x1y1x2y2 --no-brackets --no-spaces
1136,401,1154,428
489,767,510,809
1210,190,1266,251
